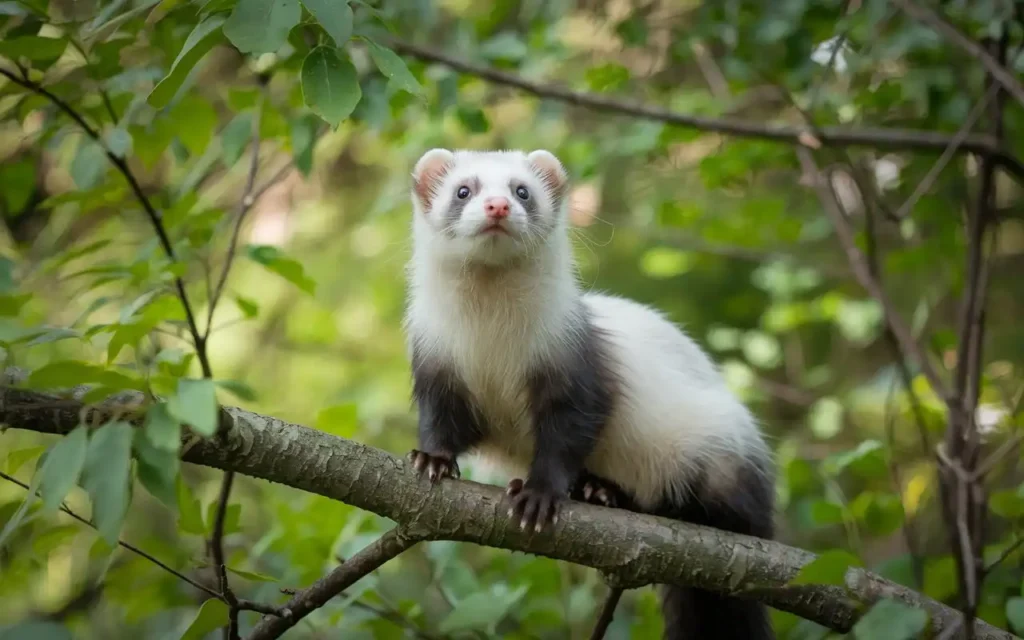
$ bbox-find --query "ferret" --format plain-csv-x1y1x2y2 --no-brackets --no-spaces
403,148,776,640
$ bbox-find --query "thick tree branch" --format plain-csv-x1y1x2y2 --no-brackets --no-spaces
895,0,1024,109
385,40,1024,181
0,374,1012,640
247,527,424,640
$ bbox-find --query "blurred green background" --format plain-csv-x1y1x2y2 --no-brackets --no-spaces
1,0,1024,638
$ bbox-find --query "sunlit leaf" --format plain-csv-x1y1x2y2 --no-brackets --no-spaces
789,549,862,586
148,15,227,108
167,378,219,437
245,244,316,294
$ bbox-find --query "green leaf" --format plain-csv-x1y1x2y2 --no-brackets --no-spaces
439,585,528,634
223,0,300,54
80,422,134,546
38,426,88,515
1007,597,1024,634
25,360,143,391
149,15,226,108
180,599,230,640
0,158,36,212
70,138,108,190
990,489,1024,519
220,112,252,167
366,40,421,96
853,598,928,640
300,46,361,128
300,0,352,47
585,62,630,92
144,402,182,451
809,500,844,526
0,36,67,62
166,378,219,437
289,114,319,177
455,106,489,133
203,501,241,536
316,403,358,438
227,566,278,582
233,295,259,318
133,427,179,509
176,478,205,535
5,446,46,475
215,379,257,402
789,549,862,586
245,244,316,294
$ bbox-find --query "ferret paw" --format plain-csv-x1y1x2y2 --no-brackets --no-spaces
407,450,460,483
505,478,561,532
570,472,633,510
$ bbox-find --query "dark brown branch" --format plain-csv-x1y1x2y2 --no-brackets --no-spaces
385,40,1024,181
210,468,239,640
794,148,952,402
246,527,424,640
1,375,1013,640
589,587,624,640
895,0,1024,109
0,66,212,379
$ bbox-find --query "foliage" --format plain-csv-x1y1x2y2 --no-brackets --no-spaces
0,0,1022,638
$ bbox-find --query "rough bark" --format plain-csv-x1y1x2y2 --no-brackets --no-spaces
0,373,1013,639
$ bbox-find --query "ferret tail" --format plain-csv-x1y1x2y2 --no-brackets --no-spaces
660,585,774,640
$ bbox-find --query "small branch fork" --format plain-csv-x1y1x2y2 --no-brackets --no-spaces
246,527,425,640
0,59,287,640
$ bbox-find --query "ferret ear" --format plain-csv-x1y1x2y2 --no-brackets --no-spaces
412,148,455,211
527,149,569,198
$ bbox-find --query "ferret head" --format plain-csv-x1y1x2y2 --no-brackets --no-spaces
410,149,569,267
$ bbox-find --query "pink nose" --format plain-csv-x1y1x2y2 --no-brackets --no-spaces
484,196,510,219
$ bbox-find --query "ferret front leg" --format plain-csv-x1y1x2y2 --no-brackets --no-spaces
408,358,484,484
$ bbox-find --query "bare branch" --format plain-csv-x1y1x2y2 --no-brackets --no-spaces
589,586,624,640
794,147,951,402
246,527,424,640
895,0,1024,109
385,41,1024,181
0,374,1014,640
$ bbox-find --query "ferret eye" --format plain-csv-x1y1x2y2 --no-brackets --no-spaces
515,186,529,200
456,186,471,199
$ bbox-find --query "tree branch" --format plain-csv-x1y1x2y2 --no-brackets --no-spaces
0,66,212,379
385,40,1024,181
247,527,424,640
895,0,1024,109
0,373,1013,640
794,148,952,402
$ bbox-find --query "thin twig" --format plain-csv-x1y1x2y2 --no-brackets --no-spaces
0,66,212,379
246,527,425,640
794,147,951,402
895,0,1024,109
983,537,1024,575
206,102,267,338
0,470,221,600
385,40,1024,180
211,469,239,640
589,586,624,640
893,83,1001,221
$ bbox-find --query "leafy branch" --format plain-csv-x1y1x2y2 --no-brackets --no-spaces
0,373,1014,640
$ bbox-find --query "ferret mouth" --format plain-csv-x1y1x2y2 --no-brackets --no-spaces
478,223,511,237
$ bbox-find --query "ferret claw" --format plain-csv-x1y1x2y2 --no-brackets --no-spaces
505,477,560,532
407,449,460,484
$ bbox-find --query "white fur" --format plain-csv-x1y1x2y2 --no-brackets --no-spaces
405,149,770,510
